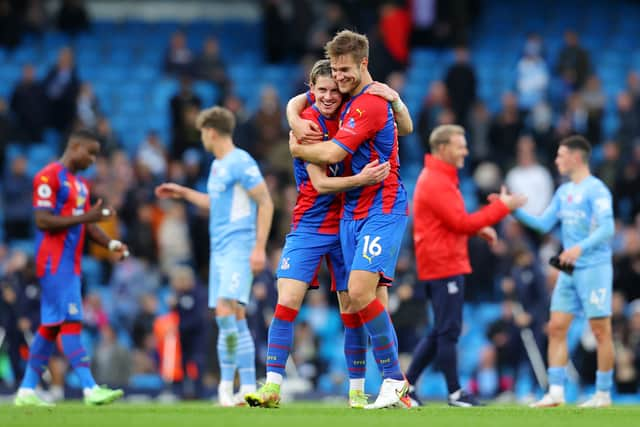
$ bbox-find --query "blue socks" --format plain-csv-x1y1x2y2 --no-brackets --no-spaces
236,318,256,387
60,322,96,389
20,326,58,389
341,312,368,380
596,370,613,393
266,304,298,377
216,315,238,382
358,299,403,381
548,366,566,387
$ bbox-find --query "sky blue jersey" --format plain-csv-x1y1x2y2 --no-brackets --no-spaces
514,175,614,268
206,148,264,249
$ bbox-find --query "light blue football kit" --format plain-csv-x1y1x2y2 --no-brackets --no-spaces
206,148,264,308
514,175,614,318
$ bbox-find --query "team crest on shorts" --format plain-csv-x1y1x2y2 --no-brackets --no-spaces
68,303,79,315
280,257,290,270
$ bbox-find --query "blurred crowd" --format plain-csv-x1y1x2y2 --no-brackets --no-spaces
1,0,640,399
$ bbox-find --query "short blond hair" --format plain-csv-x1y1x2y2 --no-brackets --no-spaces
325,30,369,64
195,106,235,136
429,125,465,151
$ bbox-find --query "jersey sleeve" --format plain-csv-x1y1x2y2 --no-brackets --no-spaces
577,182,615,251
332,96,387,154
32,168,59,211
236,154,264,191
513,187,562,233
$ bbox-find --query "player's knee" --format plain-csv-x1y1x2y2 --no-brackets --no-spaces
277,294,303,311
590,322,612,343
547,320,568,340
347,287,371,309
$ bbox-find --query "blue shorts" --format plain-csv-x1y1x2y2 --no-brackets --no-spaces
340,214,408,284
551,262,612,318
40,272,83,325
208,242,253,308
277,231,347,292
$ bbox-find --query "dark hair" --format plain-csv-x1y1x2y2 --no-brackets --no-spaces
559,135,591,162
309,59,332,86
67,129,100,149
195,106,236,136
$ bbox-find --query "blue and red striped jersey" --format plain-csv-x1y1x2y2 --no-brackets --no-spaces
291,105,346,234
332,84,408,220
32,162,90,277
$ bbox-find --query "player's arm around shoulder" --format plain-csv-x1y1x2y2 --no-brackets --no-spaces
365,81,413,135
306,160,389,194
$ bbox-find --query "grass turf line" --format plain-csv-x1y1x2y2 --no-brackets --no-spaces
1,402,639,427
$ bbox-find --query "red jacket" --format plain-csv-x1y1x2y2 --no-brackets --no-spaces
413,155,510,280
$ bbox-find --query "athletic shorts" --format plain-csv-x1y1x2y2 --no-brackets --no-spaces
551,262,613,318
40,271,83,325
340,213,408,284
276,230,347,292
208,241,253,308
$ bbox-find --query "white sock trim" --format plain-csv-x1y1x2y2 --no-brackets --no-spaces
266,372,283,385
349,378,365,392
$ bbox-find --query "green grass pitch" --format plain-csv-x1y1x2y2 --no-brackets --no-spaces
1,402,639,427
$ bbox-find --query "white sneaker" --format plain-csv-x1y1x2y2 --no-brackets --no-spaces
529,393,565,408
218,383,235,407
579,392,612,408
364,378,411,410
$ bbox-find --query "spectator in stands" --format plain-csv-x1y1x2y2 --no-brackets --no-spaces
137,130,168,180
92,324,131,386
516,33,549,112
43,47,80,133
377,1,411,70
82,292,109,346
157,200,192,276
445,46,476,128
611,292,637,394
170,265,208,398
23,0,48,36
616,92,640,157
164,30,195,77
505,136,554,215
75,83,100,130
595,141,621,196
580,75,605,144
263,0,289,63
0,253,40,384
0,0,22,48
110,256,162,331
222,93,252,151
170,77,202,159
94,117,120,158
249,85,286,163
485,302,520,395
417,80,449,151
132,293,158,351
56,0,90,35
195,36,230,96
0,98,8,168
127,202,157,264
556,30,591,91
489,92,524,169
2,156,32,240
10,64,48,143
467,101,491,162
